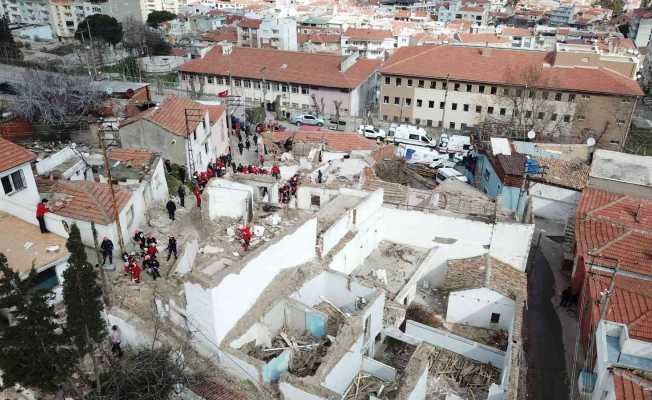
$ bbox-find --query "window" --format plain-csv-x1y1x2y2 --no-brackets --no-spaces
204,142,209,153
454,83,460,91
383,115,388,121
555,92,562,101
272,82,279,91
541,91,549,100
449,122,455,129
426,119,433,127
301,87,309,94
439,102,445,109
476,105,482,113
568,94,575,102
243,80,251,88
311,195,321,207
418,80,424,88
291,102,298,109
394,97,400,105
405,98,412,106
490,86,497,95
234,79,241,87
515,89,522,97
616,119,626,126
416,99,423,107
430,80,436,89
409,134,419,140
393,116,399,122
407,79,413,87
396,77,402,86
451,103,457,110
537,112,544,120
499,108,506,116
479,85,485,93
381,95,389,104
525,110,532,118
463,104,469,112
466,84,472,92
291,86,299,94
404,117,410,123
483,169,490,181
429,100,435,108
487,106,494,114
577,115,585,121
581,94,590,99
415,118,421,125
461,123,467,129
1,170,26,195
385,76,390,84
442,81,447,90
490,313,500,324
528,90,535,99
551,113,557,121
254,81,261,89
563,114,571,123
207,76,214,84
282,85,288,92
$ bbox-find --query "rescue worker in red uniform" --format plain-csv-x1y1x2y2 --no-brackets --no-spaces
36,199,51,233
240,226,253,251
130,262,142,284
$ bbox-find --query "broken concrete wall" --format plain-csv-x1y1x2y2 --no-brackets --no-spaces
145,157,171,204
279,377,334,400
395,343,433,400
184,281,217,348
322,209,353,257
446,288,515,330
208,217,318,345
35,146,78,176
382,208,493,250
175,238,199,276
322,335,364,394
405,320,506,368
205,178,254,220
230,300,285,349
290,271,376,311
395,247,441,306
217,347,263,386
361,356,396,381
296,186,340,210
106,309,157,348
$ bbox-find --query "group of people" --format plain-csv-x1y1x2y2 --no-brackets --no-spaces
234,121,260,156
119,230,178,283
279,174,301,204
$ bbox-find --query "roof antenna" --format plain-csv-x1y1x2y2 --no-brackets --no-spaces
636,204,643,223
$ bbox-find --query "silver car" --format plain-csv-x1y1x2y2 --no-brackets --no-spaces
290,114,325,127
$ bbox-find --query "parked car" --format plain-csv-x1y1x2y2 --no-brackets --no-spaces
389,124,436,148
290,114,325,126
357,125,386,140
435,167,468,184
328,119,347,130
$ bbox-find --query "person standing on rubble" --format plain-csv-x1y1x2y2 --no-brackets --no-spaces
240,225,253,251
166,198,177,221
100,236,114,265
193,184,202,208
177,185,186,208
238,141,244,155
36,198,51,233
167,235,178,261
110,325,123,358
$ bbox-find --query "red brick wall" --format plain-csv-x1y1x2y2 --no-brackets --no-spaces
0,118,33,141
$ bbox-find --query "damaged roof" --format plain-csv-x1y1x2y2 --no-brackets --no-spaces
37,179,132,225
271,130,378,152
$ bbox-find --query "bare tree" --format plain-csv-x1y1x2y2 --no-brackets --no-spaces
188,75,205,99
311,94,325,116
9,69,105,126
333,100,342,129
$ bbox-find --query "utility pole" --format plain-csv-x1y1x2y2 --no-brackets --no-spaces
96,128,125,252
85,18,98,80
440,73,450,131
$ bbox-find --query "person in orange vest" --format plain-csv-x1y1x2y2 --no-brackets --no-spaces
36,198,51,233
240,225,253,251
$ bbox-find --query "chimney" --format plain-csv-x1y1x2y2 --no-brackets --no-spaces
482,43,492,57
636,204,643,223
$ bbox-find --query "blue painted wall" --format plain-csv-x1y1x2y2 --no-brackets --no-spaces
477,154,503,198
263,349,290,383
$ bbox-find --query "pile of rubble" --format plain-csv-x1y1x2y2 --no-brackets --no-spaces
428,347,500,400
343,372,398,400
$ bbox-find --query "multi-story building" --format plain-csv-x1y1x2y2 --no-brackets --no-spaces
299,32,341,54
549,4,574,26
49,0,110,39
628,8,652,48
236,17,261,48
437,0,489,25
0,0,51,25
341,28,395,59
378,44,643,149
178,45,381,117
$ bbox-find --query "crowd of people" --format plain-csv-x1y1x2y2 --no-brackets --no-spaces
279,173,301,204
114,231,178,284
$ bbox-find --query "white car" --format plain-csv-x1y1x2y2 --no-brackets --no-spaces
357,125,386,140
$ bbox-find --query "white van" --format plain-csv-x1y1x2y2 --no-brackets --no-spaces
435,167,469,184
438,134,471,154
388,124,436,148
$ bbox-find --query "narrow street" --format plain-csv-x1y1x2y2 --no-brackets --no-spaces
526,245,570,400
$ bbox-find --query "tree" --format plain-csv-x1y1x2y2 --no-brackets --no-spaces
90,347,188,400
0,15,21,61
76,14,123,46
147,10,177,27
62,223,105,390
0,254,75,393
122,18,171,57
9,69,106,125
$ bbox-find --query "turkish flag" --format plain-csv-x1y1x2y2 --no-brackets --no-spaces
218,90,228,98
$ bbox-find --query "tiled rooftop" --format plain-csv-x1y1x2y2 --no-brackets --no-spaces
530,157,590,190
271,130,378,152
0,137,35,173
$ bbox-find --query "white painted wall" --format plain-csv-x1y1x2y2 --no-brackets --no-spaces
175,238,199,276
205,178,254,220
321,210,352,256
529,182,580,223
35,147,76,175
291,271,376,310
279,382,327,400
446,288,515,331
361,357,396,381
407,366,429,400
184,281,217,348
489,223,534,272
0,163,41,216
328,207,383,275
322,336,364,394
202,218,318,345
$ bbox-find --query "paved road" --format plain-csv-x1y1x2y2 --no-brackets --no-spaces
526,247,570,400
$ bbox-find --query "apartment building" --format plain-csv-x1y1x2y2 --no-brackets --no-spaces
379,45,643,149
341,28,395,59
178,45,380,117
49,0,110,39
0,0,51,24
549,4,574,26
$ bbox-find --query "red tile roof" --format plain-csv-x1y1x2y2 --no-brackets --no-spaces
298,33,341,44
238,18,261,29
202,27,238,43
170,47,189,57
612,369,652,400
344,28,393,41
271,130,377,152
179,46,381,89
576,188,652,276
461,6,484,12
500,27,532,36
0,137,35,173
381,45,644,96
588,272,652,342
456,32,510,44
37,180,131,225
120,96,225,137
109,148,155,168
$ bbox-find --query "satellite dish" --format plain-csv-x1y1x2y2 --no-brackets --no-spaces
105,87,113,96
586,137,596,146
527,130,536,140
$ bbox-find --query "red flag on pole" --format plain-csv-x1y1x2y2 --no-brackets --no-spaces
218,90,229,98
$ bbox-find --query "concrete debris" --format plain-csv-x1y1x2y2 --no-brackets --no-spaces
246,332,331,377
199,245,223,255
266,213,282,226
313,301,346,336
252,225,265,236
343,372,398,400
281,152,294,162
427,347,500,400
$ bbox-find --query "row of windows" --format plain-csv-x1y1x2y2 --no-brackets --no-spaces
383,76,581,102
383,96,573,122
182,74,311,95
